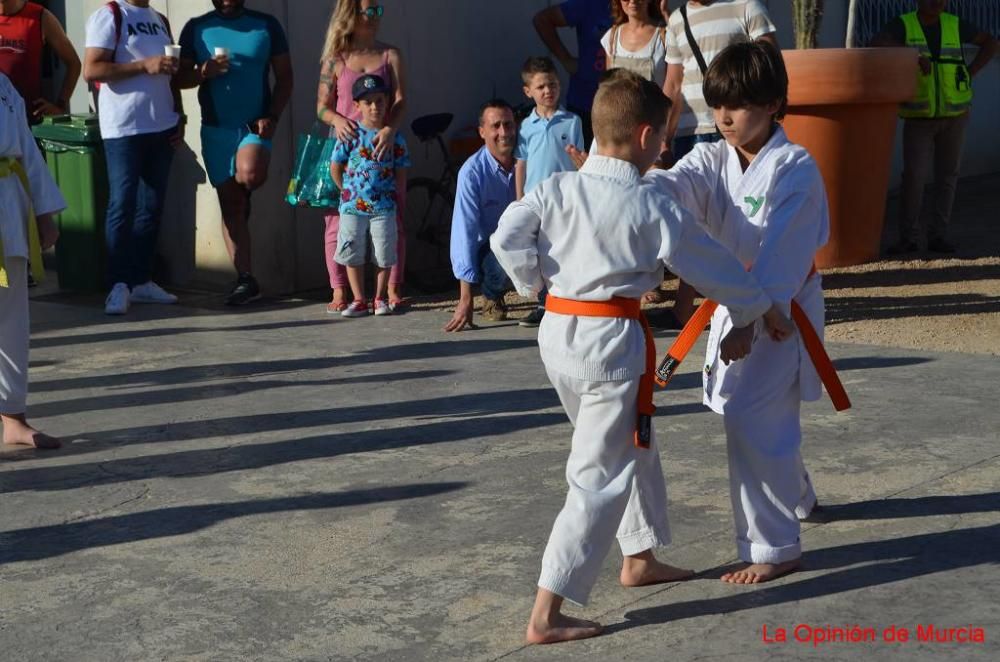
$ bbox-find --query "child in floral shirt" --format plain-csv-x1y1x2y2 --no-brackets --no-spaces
331,74,410,317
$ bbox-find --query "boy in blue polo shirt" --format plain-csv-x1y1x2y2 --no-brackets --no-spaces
515,56,584,327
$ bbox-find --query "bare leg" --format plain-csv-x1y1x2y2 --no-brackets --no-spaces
673,280,698,324
375,267,390,302
525,588,603,645
2,413,60,449
217,179,252,274
620,549,694,587
721,558,801,584
345,265,366,304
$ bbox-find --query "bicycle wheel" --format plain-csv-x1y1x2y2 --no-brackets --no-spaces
405,178,455,293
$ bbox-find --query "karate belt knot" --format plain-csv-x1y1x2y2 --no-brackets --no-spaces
0,157,45,288
654,265,851,412
544,294,656,449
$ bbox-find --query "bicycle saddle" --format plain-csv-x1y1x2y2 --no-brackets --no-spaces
411,113,454,142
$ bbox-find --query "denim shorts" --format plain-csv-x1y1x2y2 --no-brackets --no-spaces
334,213,397,268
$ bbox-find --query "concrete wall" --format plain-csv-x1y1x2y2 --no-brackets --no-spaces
56,1,1000,293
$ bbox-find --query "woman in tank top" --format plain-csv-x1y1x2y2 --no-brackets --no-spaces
601,0,672,304
316,0,408,312
601,0,668,87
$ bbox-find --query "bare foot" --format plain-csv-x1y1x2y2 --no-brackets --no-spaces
327,288,348,313
720,558,801,584
526,613,603,645
2,416,61,450
620,552,695,587
641,287,667,304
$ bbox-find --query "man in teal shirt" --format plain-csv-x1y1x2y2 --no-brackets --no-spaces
177,0,293,305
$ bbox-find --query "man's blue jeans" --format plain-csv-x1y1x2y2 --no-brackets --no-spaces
478,247,513,302
103,129,175,287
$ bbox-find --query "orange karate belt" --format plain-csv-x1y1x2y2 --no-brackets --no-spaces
545,294,656,449
653,266,851,412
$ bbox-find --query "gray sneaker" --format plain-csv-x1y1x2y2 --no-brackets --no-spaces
104,282,131,315
481,297,507,322
519,307,545,327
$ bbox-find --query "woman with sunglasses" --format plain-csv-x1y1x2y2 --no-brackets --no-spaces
317,1,408,313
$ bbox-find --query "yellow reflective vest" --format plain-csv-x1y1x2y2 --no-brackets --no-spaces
900,12,973,118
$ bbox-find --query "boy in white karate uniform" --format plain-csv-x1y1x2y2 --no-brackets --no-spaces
1,73,65,449
649,41,829,584
491,69,794,645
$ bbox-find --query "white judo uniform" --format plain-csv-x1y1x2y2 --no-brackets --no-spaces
648,127,830,564
491,155,774,605
0,74,66,415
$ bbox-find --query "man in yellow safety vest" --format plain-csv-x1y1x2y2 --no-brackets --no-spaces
873,0,997,254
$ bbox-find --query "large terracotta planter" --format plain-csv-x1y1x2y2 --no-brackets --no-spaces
782,48,917,268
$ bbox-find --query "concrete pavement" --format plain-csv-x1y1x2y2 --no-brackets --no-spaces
2,295,998,661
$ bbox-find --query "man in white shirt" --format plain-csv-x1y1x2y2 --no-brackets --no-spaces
83,0,183,315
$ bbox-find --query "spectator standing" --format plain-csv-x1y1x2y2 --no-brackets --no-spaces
663,0,776,161
83,0,184,315
514,56,584,328
1,73,64,449
444,100,517,333
662,0,776,326
330,74,410,319
873,0,997,254
601,0,668,89
533,0,612,146
0,0,81,123
603,0,671,305
176,0,293,306
317,0,407,313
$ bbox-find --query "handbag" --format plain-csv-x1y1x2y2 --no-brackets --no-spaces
285,122,340,208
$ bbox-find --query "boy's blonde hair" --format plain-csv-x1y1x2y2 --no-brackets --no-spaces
320,0,357,61
592,69,672,146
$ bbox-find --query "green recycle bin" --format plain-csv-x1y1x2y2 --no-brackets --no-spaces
32,115,108,292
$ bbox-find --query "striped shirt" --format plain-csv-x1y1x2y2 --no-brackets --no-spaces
665,0,776,136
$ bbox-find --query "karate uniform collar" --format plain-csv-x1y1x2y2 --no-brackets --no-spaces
525,106,571,125
579,154,642,185
723,124,790,166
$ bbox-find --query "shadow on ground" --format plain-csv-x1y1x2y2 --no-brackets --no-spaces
0,482,468,563
616,493,1000,633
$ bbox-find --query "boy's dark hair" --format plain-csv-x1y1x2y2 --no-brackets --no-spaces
478,98,514,125
521,56,558,85
703,41,789,119
592,68,671,146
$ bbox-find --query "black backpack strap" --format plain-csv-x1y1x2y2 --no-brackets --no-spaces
680,4,709,75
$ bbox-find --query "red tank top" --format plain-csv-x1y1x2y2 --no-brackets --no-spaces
0,1,44,104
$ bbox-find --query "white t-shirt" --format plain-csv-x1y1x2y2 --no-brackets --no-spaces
600,26,668,87
85,1,178,139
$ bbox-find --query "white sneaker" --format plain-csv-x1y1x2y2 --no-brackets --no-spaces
341,300,369,318
130,281,178,304
373,299,392,316
104,282,131,315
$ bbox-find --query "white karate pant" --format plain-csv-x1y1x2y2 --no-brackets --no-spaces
722,367,816,565
538,367,671,606
0,257,29,415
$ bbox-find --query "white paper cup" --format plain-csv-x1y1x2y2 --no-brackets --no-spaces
164,44,182,59
214,47,230,58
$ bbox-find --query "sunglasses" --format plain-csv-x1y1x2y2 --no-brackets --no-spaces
358,5,384,19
